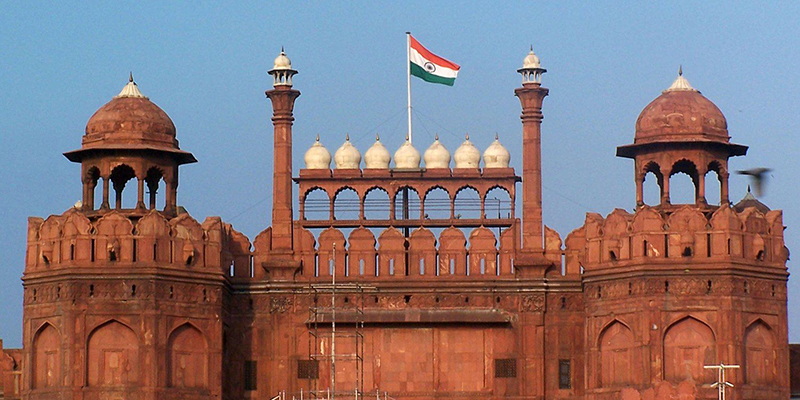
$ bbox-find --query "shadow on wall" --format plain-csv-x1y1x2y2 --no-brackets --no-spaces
620,380,697,400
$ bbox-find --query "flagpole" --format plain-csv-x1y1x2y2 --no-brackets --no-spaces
406,31,412,144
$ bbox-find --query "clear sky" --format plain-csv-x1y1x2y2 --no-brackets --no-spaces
1,2,798,347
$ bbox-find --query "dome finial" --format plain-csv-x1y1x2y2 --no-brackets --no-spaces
376,133,380,141
345,133,350,141
435,133,439,141
129,71,134,83
465,133,470,141
315,134,320,142
678,65,683,76
281,45,285,53
495,132,499,140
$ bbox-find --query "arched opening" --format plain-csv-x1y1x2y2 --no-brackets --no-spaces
87,320,139,386
168,324,208,389
454,186,481,220
642,162,662,206
32,323,60,389
744,320,776,385
599,320,633,387
663,316,715,383
669,159,699,205
423,187,451,220
86,167,101,210
303,188,330,221
706,162,723,205
333,187,360,220
363,187,391,220
394,187,420,220
109,164,137,210
145,167,165,211
484,187,512,219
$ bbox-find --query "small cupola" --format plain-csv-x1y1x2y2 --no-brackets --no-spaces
454,134,481,168
483,133,510,168
334,134,361,169
394,136,421,169
304,135,331,169
364,134,392,169
423,134,451,169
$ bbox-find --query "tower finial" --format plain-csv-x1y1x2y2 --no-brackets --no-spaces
376,133,380,141
129,71,134,83
435,133,439,141
316,134,320,142
465,133,470,141
345,133,350,141
747,184,751,193
281,45,285,53
530,45,533,52
679,65,683,76
495,132,499,140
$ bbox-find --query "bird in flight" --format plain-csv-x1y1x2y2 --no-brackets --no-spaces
736,168,772,197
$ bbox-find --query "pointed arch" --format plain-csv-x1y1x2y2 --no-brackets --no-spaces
744,319,776,385
32,322,60,389
168,323,208,388
87,320,139,386
663,316,715,383
597,319,634,387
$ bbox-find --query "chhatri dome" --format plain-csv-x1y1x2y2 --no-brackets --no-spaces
483,133,510,168
334,134,361,169
304,135,331,169
80,73,180,152
273,47,292,70
522,46,541,69
423,134,451,169
364,134,392,169
634,67,729,144
453,134,481,168
394,136,421,169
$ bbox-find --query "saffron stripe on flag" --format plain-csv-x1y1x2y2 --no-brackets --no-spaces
409,36,460,71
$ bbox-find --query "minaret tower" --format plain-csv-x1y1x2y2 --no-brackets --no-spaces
266,49,300,254
515,47,548,251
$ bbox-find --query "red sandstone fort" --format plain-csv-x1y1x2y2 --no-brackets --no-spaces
0,48,790,400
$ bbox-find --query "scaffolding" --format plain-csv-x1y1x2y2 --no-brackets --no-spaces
274,244,395,400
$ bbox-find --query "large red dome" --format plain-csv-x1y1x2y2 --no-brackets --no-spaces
634,83,728,144
82,81,177,150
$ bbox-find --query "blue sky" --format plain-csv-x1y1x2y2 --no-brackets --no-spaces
1,2,798,346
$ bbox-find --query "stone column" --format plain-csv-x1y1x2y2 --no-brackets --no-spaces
515,82,548,251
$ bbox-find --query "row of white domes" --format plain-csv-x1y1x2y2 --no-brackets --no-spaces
305,134,511,170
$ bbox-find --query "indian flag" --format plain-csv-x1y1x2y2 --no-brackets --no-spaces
409,35,460,86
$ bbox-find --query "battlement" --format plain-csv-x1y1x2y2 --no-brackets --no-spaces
565,204,788,274
24,208,250,279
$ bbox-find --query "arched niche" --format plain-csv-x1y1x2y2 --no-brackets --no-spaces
168,323,208,389
32,323,60,389
423,187,451,220
641,161,663,206
87,320,139,386
744,320,776,385
394,187,420,220
663,316,715,383
484,186,512,219
454,186,481,220
364,187,391,220
333,187,360,221
598,320,634,387
109,164,137,209
669,159,699,205
303,187,330,221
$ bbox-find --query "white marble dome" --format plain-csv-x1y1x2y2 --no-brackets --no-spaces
364,134,391,169
273,48,292,70
453,134,481,168
304,135,331,169
423,135,451,169
394,137,421,169
483,134,510,168
334,134,361,169
522,46,541,69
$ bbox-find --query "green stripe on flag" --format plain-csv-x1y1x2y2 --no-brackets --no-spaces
410,62,456,86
